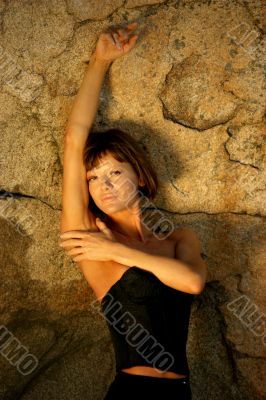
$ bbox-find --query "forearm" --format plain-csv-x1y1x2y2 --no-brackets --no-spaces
112,243,203,294
65,53,112,138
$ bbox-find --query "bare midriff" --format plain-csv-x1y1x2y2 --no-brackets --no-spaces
121,366,187,379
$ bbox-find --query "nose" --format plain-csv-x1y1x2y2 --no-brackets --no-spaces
101,176,113,191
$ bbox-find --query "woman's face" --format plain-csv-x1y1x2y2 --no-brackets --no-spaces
86,151,144,215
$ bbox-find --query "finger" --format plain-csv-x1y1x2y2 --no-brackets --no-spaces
67,247,84,256
96,217,109,227
123,34,139,52
118,29,129,42
60,231,86,239
96,219,114,238
60,239,84,248
59,238,79,246
126,22,139,32
112,32,122,49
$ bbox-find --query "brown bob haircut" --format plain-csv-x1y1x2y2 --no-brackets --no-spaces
83,128,159,220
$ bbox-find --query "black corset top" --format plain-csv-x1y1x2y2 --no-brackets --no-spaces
100,266,195,376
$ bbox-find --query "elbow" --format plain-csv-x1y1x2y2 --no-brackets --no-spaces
190,278,206,294
190,262,208,294
191,269,207,294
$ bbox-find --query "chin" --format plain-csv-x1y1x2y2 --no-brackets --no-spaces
103,203,130,215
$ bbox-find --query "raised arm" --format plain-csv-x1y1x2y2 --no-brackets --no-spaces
61,56,111,233
60,22,139,234
64,54,111,146
65,21,139,143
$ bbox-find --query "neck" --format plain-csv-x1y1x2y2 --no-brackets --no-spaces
106,210,152,243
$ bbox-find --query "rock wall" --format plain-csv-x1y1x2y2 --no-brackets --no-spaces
0,1,265,399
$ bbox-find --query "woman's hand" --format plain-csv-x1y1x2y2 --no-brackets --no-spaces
59,218,118,262
93,22,139,62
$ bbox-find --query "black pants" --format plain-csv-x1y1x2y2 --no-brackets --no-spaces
104,371,192,400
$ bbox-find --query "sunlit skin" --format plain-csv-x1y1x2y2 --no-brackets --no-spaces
86,151,153,243
59,22,207,381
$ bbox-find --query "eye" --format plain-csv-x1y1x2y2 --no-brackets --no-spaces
87,176,97,183
87,171,121,183
111,170,121,176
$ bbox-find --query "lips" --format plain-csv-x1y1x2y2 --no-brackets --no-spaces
102,195,116,201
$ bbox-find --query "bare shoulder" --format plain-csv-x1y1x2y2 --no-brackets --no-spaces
167,227,198,243
170,228,207,281
168,227,204,261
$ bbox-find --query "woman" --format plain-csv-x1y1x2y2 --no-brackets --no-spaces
59,22,207,400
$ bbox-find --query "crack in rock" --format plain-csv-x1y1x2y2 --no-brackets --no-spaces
159,55,242,131
0,190,60,211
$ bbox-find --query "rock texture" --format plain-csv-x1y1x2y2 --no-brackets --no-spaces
0,1,265,399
